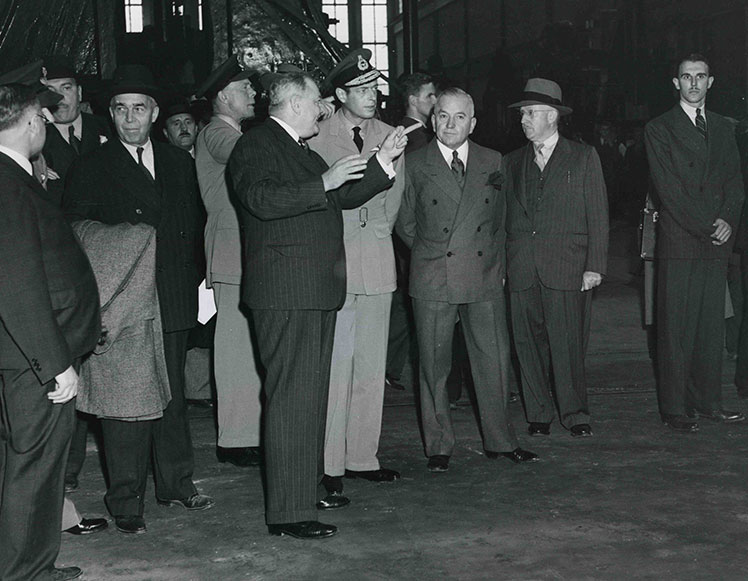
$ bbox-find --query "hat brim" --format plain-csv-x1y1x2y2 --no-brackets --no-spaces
107,84,163,104
508,99,572,115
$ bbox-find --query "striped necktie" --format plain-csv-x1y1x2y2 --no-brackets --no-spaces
451,150,465,189
695,108,707,140
534,143,546,171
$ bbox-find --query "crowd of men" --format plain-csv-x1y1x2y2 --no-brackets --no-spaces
0,49,744,580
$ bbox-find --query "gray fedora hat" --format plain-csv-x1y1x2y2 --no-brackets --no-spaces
508,78,572,115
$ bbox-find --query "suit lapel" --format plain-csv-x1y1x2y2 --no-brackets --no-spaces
0,152,53,199
424,140,463,205
81,114,104,154
514,143,532,214
108,140,161,211
540,136,571,197
267,118,327,174
453,141,491,228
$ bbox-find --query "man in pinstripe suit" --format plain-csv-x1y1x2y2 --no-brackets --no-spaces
229,72,406,539
504,78,608,439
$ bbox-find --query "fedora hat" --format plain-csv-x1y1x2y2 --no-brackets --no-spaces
108,64,161,102
508,78,572,115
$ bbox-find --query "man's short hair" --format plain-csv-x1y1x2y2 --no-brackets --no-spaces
398,72,433,108
268,73,313,112
0,84,38,132
435,87,474,116
676,53,711,76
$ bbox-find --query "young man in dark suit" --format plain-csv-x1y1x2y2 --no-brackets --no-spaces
0,83,101,581
645,54,745,431
504,78,609,438
64,65,214,535
229,72,406,539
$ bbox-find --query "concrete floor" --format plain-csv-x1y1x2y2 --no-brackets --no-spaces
57,226,748,580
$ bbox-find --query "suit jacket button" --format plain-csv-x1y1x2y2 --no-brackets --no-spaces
447,251,453,257
477,251,483,256
477,226,481,232
432,199,438,205
443,227,449,233
135,208,143,214
180,231,186,238
532,231,537,236
485,198,489,203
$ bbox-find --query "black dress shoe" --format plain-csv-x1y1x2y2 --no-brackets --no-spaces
268,520,338,539
570,424,593,437
344,467,400,482
427,455,449,472
187,398,214,408
688,408,746,423
385,374,405,391
528,422,551,436
64,476,79,493
321,474,343,494
661,414,699,432
115,515,146,534
64,517,109,535
217,446,262,467
157,492,215,510
316,492,350,510
51,566,83,581
489,447,539,463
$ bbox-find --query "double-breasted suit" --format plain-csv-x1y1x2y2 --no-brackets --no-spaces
196,115,262,449
504,135,608,428
397,138,518,457
309,111,403,475
64,138,202,516
0,152,100,581
229,117,393,524
645,105,744,415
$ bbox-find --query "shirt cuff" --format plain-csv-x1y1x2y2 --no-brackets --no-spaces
375,152,396,179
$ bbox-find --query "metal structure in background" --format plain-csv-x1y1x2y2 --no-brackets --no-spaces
401,0,418,75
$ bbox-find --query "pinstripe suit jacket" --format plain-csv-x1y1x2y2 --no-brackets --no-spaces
228,118,394,311
504,135,609,292
64,139,202,333
645,105,744,259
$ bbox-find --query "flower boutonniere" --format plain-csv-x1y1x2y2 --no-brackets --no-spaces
99,135,108,145
487,169,504,190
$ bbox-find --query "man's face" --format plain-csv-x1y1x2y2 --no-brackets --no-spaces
412,82,437,119
296,79,323,139
432,93,476,149
163,113,197,150
110,93,158,146
519,106,557,142
221,79,256,122
44,77,82,124
673,60,713,107
338,80,378,122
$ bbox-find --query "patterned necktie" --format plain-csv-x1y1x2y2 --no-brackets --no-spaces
68,125,80,155
352,126,364,153
695,108,707,140
534,142,546,171
136,146,155,183
451,150,465,189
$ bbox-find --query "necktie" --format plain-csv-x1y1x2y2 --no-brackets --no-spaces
352,126,364,153
534,142,545,171
695,108,707,140
451,150,465,189
136,146,155,183
68,125,80,155
298,137,310,153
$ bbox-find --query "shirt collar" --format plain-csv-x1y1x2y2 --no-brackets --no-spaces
0,145,32,175
404,115,426,128
216,114,242,133
270,115,301,143
436,138,469,167
53,114,83,142
534,131,559,154
120,138,152,158
680,100,706,125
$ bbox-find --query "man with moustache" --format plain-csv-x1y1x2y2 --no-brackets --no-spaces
229,72,406,538
194,55,263,467
397,87,536,473
504,79,608,438
645,54,745,431
162,98,198,156
308,49,403,505
64,65,213,534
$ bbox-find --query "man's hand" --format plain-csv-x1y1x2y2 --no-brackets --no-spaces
376,126,408,165
46,168,60,181
322,154,368,191
581,271,602,291
711,218,732,245
318,96,335,121
48,365,79,404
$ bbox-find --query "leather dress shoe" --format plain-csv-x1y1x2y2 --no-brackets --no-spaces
316,492,350,510
345,467,400,482
217,446,261,467
661,414,699,432
687,408,746,423
528,422,551,436
51,566,83,580
64,517,108,535
427,455,449,472
570,424,593,437
268,520,338,539
487,447,539,463
115,515,146,534
186,398,214,408
157,492,215,511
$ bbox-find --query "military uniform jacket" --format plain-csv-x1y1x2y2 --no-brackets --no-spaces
309,110,404,295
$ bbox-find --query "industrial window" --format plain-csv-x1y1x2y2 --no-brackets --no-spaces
197,0,204,30
361,0,388,93
171,1,184,17
322,0,349,44
124,0,144,33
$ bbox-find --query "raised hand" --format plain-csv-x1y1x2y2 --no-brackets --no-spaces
376,126,408,165
322,154,369,191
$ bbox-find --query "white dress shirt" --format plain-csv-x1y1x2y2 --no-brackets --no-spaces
0,145,32,175
121,139,155,179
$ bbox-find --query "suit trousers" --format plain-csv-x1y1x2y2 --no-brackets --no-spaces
214,282,262,448
412,296,517,457
61,496,81,531
510,283,592,427
325,292,392,475
64,411,91,485
100,329,197,516
251,308,336,524
734,255,748,391
0,368,74,581
657,258,727,415
385,286,412,379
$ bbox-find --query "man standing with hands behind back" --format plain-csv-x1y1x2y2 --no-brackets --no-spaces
645,54,745,431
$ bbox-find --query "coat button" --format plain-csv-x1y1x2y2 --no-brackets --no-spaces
478,251,483,256
447,251,453,257
432,199,438,205
443,227,449,233
689,161,694,167
135,208,142,214
477,226,481,232
532,231,537,236
485,198,489,203
180,231,186,238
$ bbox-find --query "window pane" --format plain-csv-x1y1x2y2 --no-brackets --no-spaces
374,5,387,42
361,5,375,43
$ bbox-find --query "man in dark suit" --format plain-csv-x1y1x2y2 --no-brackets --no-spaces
64,65,214,535
396,87,537,473
504,78,609,438
0,83,100,581
645,54,745,431
397,72,436,155
229,72,405,539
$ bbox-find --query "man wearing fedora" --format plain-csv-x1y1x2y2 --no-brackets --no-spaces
161,97,198,156
64,64,214,534
504,78,608,438
308,48,403,504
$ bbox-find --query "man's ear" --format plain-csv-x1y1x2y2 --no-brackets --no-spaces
151,105,159,124
671,77,680,91
335,87,347,105
469,117,477,135
707,76,715,90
